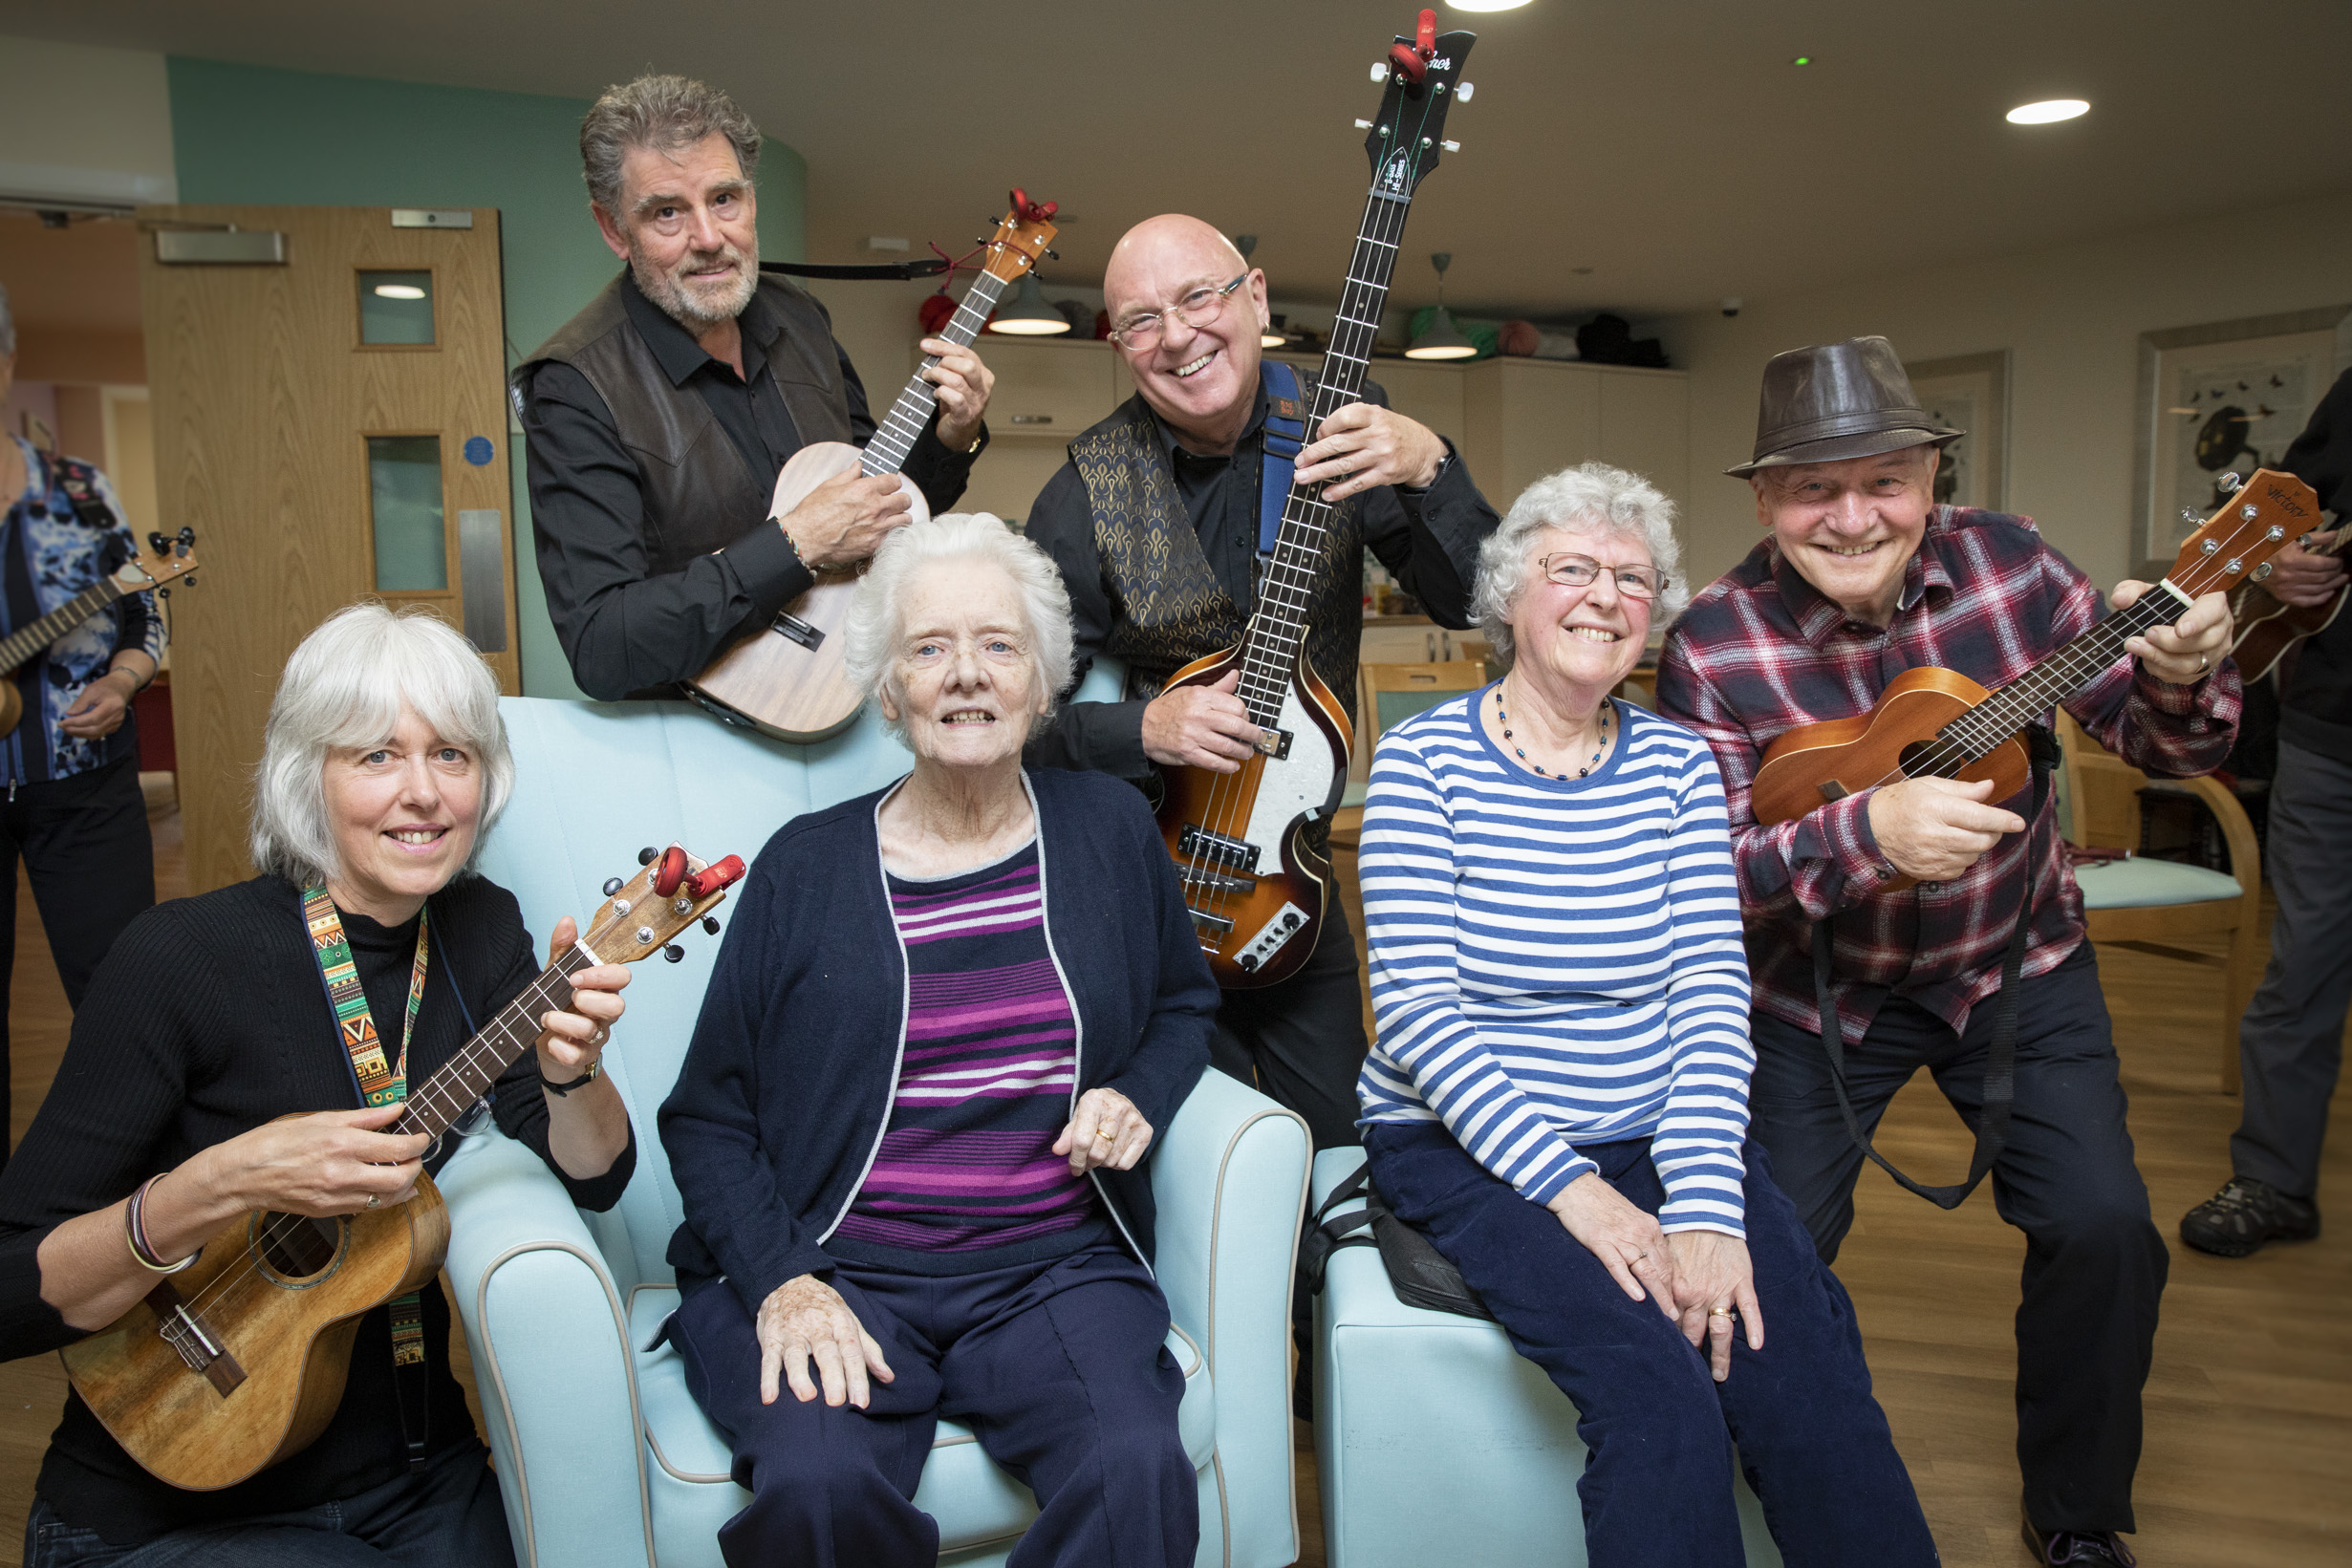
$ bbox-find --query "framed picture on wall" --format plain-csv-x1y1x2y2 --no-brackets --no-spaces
2134,305,2351,576
1905,351,2009,512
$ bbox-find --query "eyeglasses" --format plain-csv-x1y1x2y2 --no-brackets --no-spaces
1536,552,1670,601
1109,273,1251,352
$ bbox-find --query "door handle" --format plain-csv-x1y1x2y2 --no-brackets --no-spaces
456,509,507,652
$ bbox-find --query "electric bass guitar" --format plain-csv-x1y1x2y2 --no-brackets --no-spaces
61,844,745,1492
684,193,1061,743
1751,468,2321,875
1154,10,1474,988
2228,504,2343,683
0,526,199,736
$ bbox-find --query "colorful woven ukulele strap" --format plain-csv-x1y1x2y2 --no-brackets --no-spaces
300,885,434,1469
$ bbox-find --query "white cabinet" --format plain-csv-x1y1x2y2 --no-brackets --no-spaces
1458,359,1689,516
953,336,1114,437
1267,353,1465,447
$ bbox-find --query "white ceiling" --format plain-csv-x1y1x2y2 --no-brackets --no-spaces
4,1,2348,322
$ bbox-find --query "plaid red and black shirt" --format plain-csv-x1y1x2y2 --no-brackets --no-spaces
1655,505,2241,1045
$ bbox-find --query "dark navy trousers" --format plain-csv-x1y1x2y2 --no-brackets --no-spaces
1747,943,2166,1536
1364,1122,1936,1568
671,1244,1196,1568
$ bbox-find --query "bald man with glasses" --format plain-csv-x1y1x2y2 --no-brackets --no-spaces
1021,213,1500,1152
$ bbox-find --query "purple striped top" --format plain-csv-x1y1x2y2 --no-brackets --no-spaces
830,841,1106,1272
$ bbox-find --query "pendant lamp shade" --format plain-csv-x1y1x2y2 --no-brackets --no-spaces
1406,251,1478,360
988,273,1070,335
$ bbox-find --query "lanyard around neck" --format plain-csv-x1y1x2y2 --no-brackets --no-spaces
301,886,429,1108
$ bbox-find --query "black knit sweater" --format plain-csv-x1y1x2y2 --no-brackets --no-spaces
0,872,637,1545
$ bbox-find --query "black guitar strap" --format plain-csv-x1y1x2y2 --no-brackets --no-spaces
757,258,950,281
1808,725,2057,1210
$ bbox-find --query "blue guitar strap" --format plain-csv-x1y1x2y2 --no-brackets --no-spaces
1258,359,1307,558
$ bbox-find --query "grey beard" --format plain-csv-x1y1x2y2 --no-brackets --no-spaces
630,242,757,331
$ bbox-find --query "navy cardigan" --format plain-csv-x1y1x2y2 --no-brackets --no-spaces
659,766,1217,1317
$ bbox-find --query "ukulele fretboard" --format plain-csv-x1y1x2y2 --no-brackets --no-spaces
1930,587,2189,769
861,271,1013,480
0,578,127,675
391,945,596,1143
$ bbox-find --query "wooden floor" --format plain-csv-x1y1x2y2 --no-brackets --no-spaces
0,792,2340,1565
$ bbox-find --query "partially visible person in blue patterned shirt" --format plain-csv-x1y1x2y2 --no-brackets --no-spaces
0,282,165,1171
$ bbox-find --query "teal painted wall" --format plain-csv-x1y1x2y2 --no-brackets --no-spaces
166,55,810,698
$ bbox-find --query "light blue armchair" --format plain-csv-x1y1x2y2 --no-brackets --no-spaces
436,695,1311,1568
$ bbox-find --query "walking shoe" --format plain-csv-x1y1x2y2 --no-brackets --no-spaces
2022,1519,2137,1564
2179,1175,2320,1257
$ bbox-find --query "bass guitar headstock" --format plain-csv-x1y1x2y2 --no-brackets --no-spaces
978,188,1060,286
582,846,746,966
2166,468,2323,598
1364,9,1477,200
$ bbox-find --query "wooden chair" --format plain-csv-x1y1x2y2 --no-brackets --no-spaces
2057,712,2262,1091
1331,659,1489,851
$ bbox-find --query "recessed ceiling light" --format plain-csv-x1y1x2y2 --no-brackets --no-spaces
2006,98,2088,125
1448,0,1533,11
373,284,427,300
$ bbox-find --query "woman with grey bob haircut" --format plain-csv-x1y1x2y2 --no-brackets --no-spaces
0,599,636,1564
1472,462,1688,675
252,602,515,884
843,512,1075,741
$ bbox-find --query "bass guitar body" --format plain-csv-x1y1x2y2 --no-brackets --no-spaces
1751,666,2029,848
1154,645,1352,989
682,441,929,744
61,1165,450,1493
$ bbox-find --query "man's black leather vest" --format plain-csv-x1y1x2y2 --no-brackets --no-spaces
1067,388,1363,702
512,273,853,575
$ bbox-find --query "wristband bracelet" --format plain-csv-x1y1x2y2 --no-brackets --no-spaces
543,1059,601,1098
124,1174,199,1274
774,517,808,573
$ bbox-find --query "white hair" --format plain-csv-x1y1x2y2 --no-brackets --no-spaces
844,513,1074,744
250,603,514,886
1472,462,1689,675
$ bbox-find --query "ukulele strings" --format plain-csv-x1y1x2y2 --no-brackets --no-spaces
1180,183,1412,942
174,958,583,1326
1836,501,2281,798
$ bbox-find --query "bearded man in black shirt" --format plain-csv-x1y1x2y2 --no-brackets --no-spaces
517,75,995,700
1022,214,1500,1149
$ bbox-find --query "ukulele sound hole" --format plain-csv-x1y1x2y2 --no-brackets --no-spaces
1895,740,1957,781
250,1213,349,1287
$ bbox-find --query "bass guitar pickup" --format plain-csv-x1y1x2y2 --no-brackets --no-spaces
1177,826,1260,872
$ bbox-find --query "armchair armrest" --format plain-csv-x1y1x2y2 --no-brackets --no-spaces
1150,1069,1311,1568
438,1127,653,1568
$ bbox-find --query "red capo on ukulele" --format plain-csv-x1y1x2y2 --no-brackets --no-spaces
1010,187,1058,225
1388,9,1437,83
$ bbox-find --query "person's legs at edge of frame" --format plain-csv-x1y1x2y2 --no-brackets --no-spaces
1207,895,1369,1152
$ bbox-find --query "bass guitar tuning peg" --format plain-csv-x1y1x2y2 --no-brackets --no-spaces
1442,140,1460,153
662,944,685,963
701,915,722,935
1355,118,1372,129
602,876,624,896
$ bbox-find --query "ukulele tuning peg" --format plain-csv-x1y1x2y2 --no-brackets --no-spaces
177,526,195,544
662,944,685,963
701,916,722,935
637,847,658,866
602,876,624,896
147,531,168,553
2218,472,2245,494
1457,81,1475,102
1370,61,1389,82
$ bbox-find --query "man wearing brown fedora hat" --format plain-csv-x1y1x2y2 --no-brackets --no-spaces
1657,336,2241,1566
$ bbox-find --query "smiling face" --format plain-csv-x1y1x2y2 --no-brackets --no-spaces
1103,215,1269,451
1753,445,1939,627
320,703,483,924
879,562,1047,775
593,131,760,330
1510,526,1655,698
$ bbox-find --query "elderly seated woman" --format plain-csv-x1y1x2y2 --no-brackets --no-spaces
1354,462,1936,1567
659,513,1215,1568
0,603,635,1566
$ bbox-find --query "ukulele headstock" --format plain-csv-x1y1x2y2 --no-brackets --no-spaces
581,847,746,965
1364,10,1477,199
118,527,200,592
2166,468,2323,596
978,190,1060,286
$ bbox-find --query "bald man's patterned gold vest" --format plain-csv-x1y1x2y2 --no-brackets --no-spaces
1067,389,1363,702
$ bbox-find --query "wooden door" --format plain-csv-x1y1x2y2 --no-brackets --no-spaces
137,204,518,892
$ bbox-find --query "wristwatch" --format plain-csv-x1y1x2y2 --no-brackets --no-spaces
543,1060,601,1097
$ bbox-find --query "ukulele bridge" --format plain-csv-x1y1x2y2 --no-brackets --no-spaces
769,612,825,652
144,1280,247,1398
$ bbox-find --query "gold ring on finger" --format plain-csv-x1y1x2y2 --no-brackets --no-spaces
1709,1306,1734,1319
1094,1128,1115,1142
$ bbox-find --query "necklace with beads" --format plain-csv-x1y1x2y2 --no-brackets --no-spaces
1495,685,1611,779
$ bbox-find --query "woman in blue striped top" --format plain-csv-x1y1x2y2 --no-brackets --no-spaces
1357,463,1933,1567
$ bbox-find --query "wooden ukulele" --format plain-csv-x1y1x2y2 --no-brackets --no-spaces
683,192,1061,743
2228,505,2342,683
0,526,200,736
1752,468,2322,867
1156,11,1474,988
60,844,745,1492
